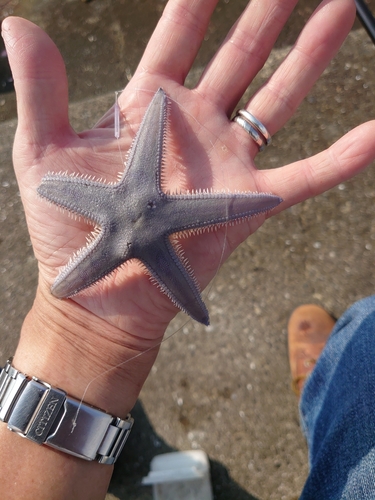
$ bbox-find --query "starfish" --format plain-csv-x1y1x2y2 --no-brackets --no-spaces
37,88,282,325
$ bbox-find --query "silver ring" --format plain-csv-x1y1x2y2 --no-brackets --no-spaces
233,115,266,152
233,109,272,151
238,109,272,145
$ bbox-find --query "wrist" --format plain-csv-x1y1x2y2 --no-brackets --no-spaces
12,283,166,417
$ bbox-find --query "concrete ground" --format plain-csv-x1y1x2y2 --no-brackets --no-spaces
1,1,375,499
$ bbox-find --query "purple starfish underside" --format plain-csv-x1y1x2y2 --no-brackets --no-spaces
37,88,282,325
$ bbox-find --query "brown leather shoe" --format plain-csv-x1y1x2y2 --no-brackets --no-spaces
288,304,336,397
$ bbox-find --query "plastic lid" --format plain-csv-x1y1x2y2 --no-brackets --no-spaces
142,450,210,485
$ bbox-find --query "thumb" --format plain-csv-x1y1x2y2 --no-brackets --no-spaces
2,17,71,149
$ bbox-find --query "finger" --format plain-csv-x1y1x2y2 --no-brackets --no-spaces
2,17,71,148
261,121,375,212
132,0,218,85
244,0,355,142
196,0,299,112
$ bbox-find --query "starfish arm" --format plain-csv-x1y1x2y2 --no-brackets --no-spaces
37,174,113,222
122,88,167,197
51,230,131,298
165,192,282,232
140,236,209,325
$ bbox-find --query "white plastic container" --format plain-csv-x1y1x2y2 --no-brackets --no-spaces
142,450,213,500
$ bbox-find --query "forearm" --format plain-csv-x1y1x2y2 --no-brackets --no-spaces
0,429,113,500
0,283,166,500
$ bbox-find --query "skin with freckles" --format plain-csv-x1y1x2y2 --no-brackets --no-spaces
38,88,282,325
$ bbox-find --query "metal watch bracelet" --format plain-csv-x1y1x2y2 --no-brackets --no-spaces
0,358,133,464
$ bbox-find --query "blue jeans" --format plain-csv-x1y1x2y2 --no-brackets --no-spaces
300,296,375,499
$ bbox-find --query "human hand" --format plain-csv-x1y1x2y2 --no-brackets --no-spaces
3,0,375,411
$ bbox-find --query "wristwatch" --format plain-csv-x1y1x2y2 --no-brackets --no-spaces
0,358,133,464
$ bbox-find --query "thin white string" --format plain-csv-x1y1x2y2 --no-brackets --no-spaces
71,88,231,433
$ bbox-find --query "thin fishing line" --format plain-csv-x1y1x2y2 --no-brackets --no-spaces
70,318,189,433
71,87,232,433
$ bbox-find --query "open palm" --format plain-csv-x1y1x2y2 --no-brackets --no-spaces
4,0,375,338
